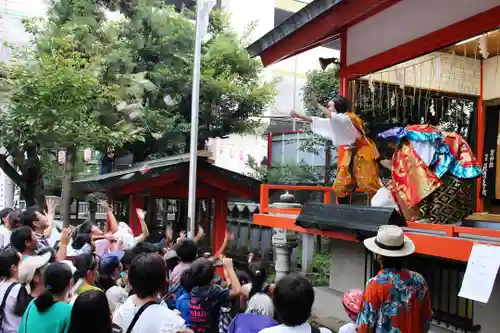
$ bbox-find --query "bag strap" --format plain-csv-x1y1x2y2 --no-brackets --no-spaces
125,301,157,333
1,282,18,311
0,282,19,328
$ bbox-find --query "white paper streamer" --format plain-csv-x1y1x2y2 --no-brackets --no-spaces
479,34,489,59
368,74,375,93
429,100,435,116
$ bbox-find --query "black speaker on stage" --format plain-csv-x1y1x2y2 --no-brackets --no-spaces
295,203,405,239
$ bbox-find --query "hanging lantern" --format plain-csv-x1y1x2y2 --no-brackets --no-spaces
57,150,66,165
83,148,92,163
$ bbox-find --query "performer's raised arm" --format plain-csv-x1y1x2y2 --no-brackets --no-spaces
290,110,312,123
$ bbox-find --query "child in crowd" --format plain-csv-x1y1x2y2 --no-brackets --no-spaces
189,256,241,333
338,289,363,333
176,268,196,326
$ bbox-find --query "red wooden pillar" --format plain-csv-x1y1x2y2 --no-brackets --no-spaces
475,60,485,212
339,29,348,98
213,195,228,276
129,193,143,236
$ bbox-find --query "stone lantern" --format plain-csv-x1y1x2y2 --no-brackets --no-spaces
270,191,300,281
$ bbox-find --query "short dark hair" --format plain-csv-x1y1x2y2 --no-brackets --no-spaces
68,290,111,333
190,257,214,287
73,253,98,282
72,234,92,250
377,254,406,270
333,96,349,114
0,248,20,278
8,210,22,230
273,275,315,326
0,208,13,221
179,268,196,293
10,226,33,253
130,242,159,259
176,240,198,263
128,253,166,299
20,207,39,230
35,262,72,312
75,221,93,235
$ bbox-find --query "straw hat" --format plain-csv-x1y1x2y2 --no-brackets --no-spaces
363,225,415,257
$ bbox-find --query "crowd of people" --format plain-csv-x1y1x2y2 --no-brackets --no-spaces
0,199,433,333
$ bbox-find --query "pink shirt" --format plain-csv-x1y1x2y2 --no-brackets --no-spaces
169,262,192,288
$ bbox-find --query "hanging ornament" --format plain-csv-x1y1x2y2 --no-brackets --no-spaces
398,69,405,90
83,148,92,163
429,100,435,116
368,74,375,93
479,34,489,59
57,150,66,165
390,91,396,108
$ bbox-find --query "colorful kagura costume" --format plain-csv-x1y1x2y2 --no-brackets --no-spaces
310,112,381,197
378,125,482,224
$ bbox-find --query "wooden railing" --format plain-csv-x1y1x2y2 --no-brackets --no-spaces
254,184,500,262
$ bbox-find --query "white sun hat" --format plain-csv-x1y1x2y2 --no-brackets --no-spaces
363,225,415,257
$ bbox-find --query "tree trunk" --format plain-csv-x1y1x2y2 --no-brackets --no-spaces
61,146,76,227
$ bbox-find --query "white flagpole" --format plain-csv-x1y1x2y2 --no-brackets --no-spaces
187,0,204,238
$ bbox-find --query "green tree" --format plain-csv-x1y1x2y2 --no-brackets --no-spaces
99,1,276,161
0,2,142,223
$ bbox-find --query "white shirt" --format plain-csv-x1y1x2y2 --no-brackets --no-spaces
310,113,360,147
113,295,185,333
0,281,22,333
338,323,357,333
0,225,12,248
259,323,332,333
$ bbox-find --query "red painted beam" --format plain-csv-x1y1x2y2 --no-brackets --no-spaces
344,5,500,79
117,170,185,195
149,180,224,198
198,169,257,200
260,0,399,66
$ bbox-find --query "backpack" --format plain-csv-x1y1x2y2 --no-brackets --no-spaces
0,282,19,332
163,285,183,310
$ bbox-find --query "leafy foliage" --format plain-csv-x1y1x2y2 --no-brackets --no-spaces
245,156,324,184
97,2,276,161
0,0,142,211
300,66,339,157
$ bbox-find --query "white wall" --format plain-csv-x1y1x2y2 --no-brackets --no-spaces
483,56,500,100
364,52,481,96
206,135,267,176
346,0,500,66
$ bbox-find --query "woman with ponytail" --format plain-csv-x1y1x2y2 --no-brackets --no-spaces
71,253,101,302
19,262,73,333
227,263,277,333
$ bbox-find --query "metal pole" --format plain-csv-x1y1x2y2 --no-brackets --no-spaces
187,0,203,238
292,56,298,132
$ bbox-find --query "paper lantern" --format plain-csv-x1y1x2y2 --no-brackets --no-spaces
83,148,92,163
57,150,66,165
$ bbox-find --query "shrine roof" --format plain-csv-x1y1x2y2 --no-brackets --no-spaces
247,0,344,60
72,152,261,199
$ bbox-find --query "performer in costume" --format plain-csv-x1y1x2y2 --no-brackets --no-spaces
374,125,482,224
290,96,381,202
